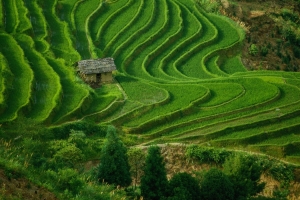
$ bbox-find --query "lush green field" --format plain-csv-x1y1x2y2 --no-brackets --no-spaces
0,0,300,164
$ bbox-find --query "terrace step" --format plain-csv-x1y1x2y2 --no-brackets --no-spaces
0,33,34,122
3,0,20,33
95,0,132,51
145,0,186,82
24,0,49,54
159,83,300,143
40,0,80,65
121,83,209,133
0,53,12,111
135,78,280,138
103,0,144,57
73,0,102,59
56,0,81,31
122,0,172,79
220,55,246,74
211,119,300,147
0,0,3,29
16,34,61,122
111,0,158,74
45,57,90,124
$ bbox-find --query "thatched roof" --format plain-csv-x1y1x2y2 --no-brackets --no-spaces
78,57,116,74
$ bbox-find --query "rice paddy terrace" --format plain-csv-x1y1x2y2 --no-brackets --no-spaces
1,0,300,163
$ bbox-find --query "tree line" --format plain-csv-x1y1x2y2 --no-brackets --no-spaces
97,126,283,200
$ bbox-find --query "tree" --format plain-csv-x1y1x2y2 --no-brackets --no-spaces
140,146,168,200
97,126,131,187
223,154,265,200
166,172,201,200
127,148,146,190
200,168,234,200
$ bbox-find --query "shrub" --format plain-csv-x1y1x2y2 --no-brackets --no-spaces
50,121,106,139
166,172,201,200
260,46,269,56
185,145,232,165
46,168,84,195
249,44,259,56
49,140,84,168
200,168,234,200
223,154,265,200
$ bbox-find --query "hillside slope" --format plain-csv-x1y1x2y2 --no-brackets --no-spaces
0,0,299,164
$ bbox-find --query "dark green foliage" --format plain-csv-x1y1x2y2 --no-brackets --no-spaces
97,126,131,187
141,146,169,200
260,46,269,56
223,155,265,200
50,141,84,168
200,168,234,200
292,45,300,58
46,168,84,195
127,148,146,189
186,145,232,165
166,172,201,200
49,121,106,139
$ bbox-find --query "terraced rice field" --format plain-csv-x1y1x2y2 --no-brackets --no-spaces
1,0,300,163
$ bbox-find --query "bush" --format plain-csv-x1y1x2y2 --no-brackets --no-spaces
49,140,84,168
46,168,84,195
50,122,106,139
223,154,265,200
185,145,232,165
260,46,269,56
249,44,259,56
166,172,201,200
200,168,234,200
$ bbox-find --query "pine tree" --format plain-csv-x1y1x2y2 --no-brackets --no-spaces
97,126,131,187
140,146,168,200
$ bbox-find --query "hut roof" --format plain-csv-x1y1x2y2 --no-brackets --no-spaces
78,57,117,74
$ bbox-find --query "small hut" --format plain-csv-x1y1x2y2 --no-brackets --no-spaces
77,57,117,85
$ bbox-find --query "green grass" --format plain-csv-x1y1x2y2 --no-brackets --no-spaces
123,83,208,127
41,0,81,65
112,0,160,74
145,0,184,81
120,0,169,78
0,33,33,122
116,75,168,105
200,82,244,107
56,0,79,30
45,57,90,124
103,0,144,57
81,86,120,116
73,0,102,59
16,34,61,122
2,0,19,33
256,134,300,146
205,55,229,77
95,0,133,50
221,55,246,74
24,0,49,53
15,0,32,33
